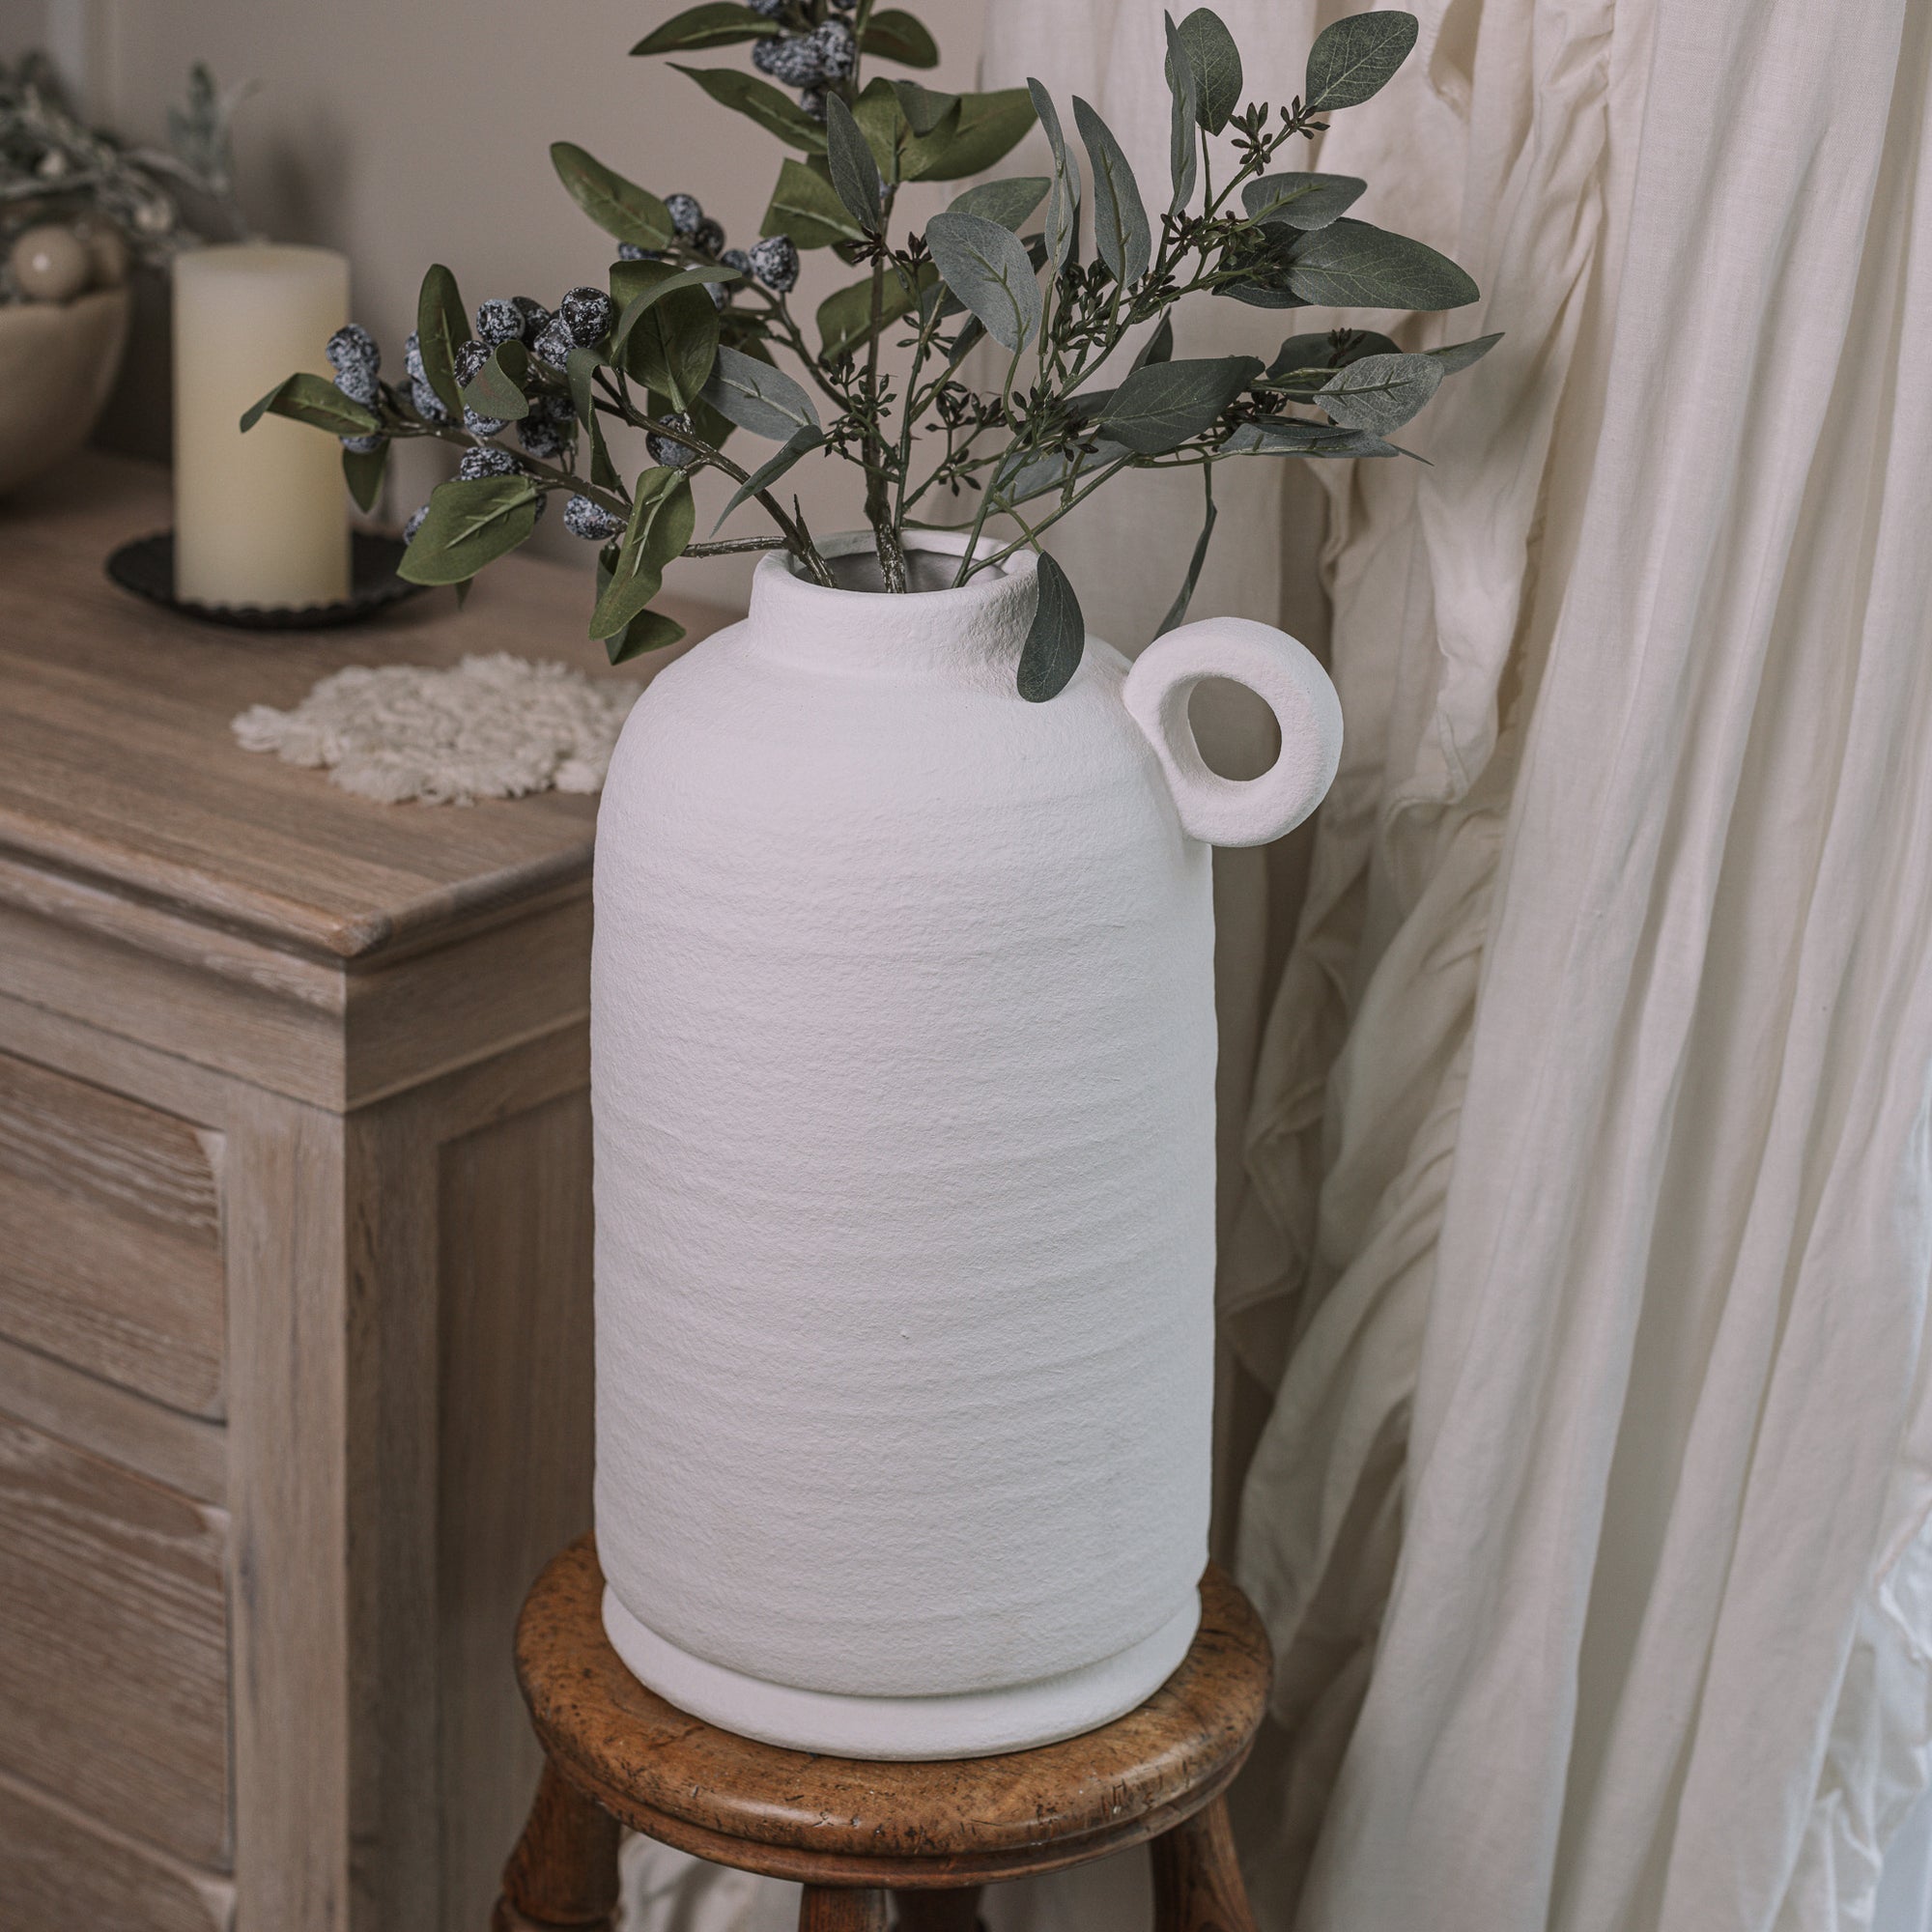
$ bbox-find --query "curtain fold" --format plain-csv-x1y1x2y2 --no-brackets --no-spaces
991,0,1932,1926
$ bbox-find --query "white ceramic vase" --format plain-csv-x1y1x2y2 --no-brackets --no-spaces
591,529,1341,1758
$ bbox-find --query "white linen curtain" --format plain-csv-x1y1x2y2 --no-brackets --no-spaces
623,0,1932,1924
988,0,1932,1928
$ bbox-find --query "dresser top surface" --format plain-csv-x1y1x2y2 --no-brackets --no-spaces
0,454,736,961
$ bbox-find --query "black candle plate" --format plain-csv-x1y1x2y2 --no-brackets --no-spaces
105,529,430,631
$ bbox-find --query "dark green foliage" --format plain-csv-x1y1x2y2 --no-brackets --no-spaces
1304,11,1419,112
253,6,1492,700
1017,551,1084,702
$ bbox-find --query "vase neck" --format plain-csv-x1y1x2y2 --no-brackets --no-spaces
745,532,1038,684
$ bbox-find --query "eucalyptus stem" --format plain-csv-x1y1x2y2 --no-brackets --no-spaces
862,249,909,591
964,453,1136,581
686,535,789,556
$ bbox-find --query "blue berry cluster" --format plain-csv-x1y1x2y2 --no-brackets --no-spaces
402,330,450,424
326,324,384,452
458,442,546,520
563,494,626,543
451,336,505,438
645,411,701,470
747,234,800,294
751,17,855,105
560,286,617,346
518,393,577,461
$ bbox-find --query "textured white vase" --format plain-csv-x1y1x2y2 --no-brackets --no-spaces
591,529,1341,1758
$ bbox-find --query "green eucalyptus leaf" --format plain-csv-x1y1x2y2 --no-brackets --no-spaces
462,338,531,422
893,79,958,135
1072,96,1151,286
631,4,771,54
901,88,1037,182
672,65,827,153
1315,350,1442,431
608,609,689,666
711,426,822,532
924,211,1041,354
818,260,937,357
566,346,620,489
399,475,540,585
824,94,883,231
415,264,469,420
1284,217,1479,309
701,343,821,440
1130,313,1176,373
850,75,906,182
1429,330,1502,372
763,156,865,248
691,392,740,455
610,263,741,358
1163,13,1199,214
342,440,388,514
1154,467,1217,637
590,467,696,639
1017,550,1084,702
999,437,1133,504
1222,418,1398,457
564,348,601,423
551,142,675,248
624,280,721,410
948,176,1049,230
1304,10,1419,112
1093,354,1262,454
1028,79,1080,270
240,372,380,438
1265,327,1401,380
1215,269,1307,308
1242,171,1366,230
861,9,940,68
1174,8,1242,133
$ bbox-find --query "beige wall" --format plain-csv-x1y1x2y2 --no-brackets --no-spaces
5,0,987,606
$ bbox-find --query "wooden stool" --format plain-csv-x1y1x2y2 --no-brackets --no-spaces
494,1537,1271,1932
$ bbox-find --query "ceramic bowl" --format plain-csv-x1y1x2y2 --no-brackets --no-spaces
0,285,131,497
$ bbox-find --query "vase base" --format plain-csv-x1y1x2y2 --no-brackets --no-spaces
599,1586,1202,1760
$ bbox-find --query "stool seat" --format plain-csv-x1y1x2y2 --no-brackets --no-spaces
497,1536,1273,1931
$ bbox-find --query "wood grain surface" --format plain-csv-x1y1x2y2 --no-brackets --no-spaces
0,1047,224,1413
0,1769,234,1932
436,1088,597,1932
0,1412,230,1864
0,1332,226,1505
513,1539,1271,1889
0,453,734,965
492,1761,621,1932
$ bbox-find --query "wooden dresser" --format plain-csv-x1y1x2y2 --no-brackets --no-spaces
0,456,730,1932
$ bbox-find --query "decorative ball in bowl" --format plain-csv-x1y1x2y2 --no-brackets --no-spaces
0,222,132,497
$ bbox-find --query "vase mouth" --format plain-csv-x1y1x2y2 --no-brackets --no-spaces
746,530,1042,685
767,527,1036,594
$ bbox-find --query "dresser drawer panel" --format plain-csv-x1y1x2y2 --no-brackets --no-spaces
0,1769,233,1932
0,1413,231,1867
0,1050,224,1415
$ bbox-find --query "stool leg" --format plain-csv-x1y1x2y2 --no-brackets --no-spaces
892,1888,984,1930
493,1757,623,1932
1150,1795,1257,1932
798,1885,890,1931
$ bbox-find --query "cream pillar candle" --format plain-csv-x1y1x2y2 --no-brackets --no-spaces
174,244,351,608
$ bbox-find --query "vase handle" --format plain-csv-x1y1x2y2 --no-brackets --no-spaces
1122,617,1343,848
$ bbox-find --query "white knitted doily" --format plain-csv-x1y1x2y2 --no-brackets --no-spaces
232,652,642,806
